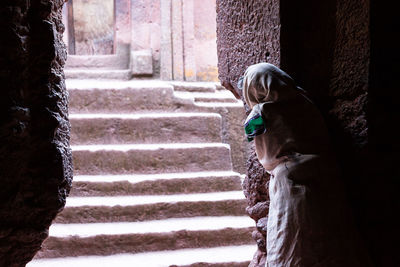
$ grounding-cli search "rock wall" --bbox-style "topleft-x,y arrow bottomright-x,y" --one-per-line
0,1 -> 72,266
193,0 -> 219,81
217,0 -> 399,266
216,1 -> 280,266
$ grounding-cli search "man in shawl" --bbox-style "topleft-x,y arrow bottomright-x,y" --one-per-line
223,63 -> 371,267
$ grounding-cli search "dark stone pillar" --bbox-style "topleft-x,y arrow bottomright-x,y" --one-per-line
0,1 -> 72,266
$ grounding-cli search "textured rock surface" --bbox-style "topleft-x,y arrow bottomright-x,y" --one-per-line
0,1 -> 72,266
217,0 -> 399,266
216,1 -> 280,265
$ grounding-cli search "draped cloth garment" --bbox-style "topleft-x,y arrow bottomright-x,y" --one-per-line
242,63 -> 371,267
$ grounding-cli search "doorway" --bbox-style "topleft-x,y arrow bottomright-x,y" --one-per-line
67,0 -> 115,55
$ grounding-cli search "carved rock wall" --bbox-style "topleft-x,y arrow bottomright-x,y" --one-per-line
0,1 -> 72,266
216,1 -> 280,266
217,0 -> 399,266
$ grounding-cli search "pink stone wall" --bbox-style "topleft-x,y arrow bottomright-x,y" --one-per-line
64,0 -> 218,81
160,0 -> 219,81
193,0 -> 218,81
131,0 -> 161,74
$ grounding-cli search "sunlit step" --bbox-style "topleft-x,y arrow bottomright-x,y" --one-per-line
69,114 -> 222,145
72,143 -> 233,175
49,216 -> 254,238
65,69 -> 131,80
28,245 -> 256,267
70,171 -> 243,197
71,143 -> 230,151
66,191 -> 246,207
73,171 -> 241,184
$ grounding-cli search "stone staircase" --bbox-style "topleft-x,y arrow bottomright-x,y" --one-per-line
27,78 -> 255,267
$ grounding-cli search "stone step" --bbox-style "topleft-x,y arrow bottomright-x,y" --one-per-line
176,262 -> 250,267
34,217 -> 254,258
69,113 -> 222,145
28,245 -> 255,267
72,143 -> 233,175
169,81 -> 218,92
174,91 -> 238,103
65,55 -> 129,70
69,171 -> 242,196
51,216 -> 253,237
65,191 -> 245,208
56,192 -> 246,223
65,69 -> 132,80
56,199 -> 247,224
67,79 -> 193,113
66,79 -> 242,114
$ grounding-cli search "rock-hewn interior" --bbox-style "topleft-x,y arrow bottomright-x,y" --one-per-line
0,1 -> 72,266
0,0 -> 398,266
217,0 -> 399,266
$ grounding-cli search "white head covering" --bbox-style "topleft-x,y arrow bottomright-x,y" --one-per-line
242,63 -> 303,108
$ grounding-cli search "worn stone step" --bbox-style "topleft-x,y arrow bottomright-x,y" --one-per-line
28,245 -> 256,267
67,79 -> 242,114
56,199 -> 247,223
65,55 -> 129,70
57,191 -> 246,223
65,191 -> 245,208
174,91 -> 238,103
175,261 -> 251,267
72,143 -> 233,175
70,171 -> 242,196
69,113 -> 222,145
169,81 -> 218,92
65,69 -> 132,80
34,216 -> 254,258
67,79 -> 193,113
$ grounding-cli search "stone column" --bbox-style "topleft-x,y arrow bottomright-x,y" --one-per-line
115,0 -> 131,56
182,0 -> 197,81
160,0 -> 173,80
171,0 -> 184,80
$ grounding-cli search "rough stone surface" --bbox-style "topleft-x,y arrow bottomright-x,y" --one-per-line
216,1 -> 280,265
72,145 -> 232,175
217,0 -> 399,266
131,0 -> 161,75
130,49 -> 153,75
36,227 -> 253,258
0,1 -> 72,266
216,0 -> 280,94
56,199 -> 247,223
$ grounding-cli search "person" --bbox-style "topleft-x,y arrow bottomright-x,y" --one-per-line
225,63 -> 371,267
